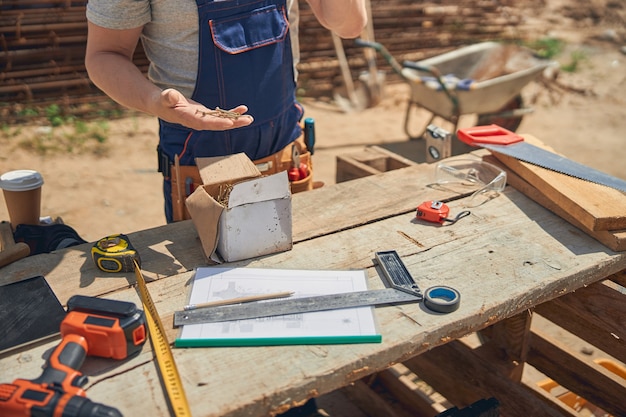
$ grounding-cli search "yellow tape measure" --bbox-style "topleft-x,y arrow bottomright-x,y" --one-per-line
92,234 -> 140,273
133,260 -> 192,417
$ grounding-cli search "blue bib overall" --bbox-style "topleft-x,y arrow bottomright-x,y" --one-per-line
158,0 -> 303,222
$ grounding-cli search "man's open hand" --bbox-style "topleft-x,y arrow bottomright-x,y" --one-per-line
158,88 -> 254,130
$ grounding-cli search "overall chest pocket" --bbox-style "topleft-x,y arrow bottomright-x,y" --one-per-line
210,5 -> 288,54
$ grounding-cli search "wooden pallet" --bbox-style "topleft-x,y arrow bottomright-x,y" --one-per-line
396,273 -> 626,417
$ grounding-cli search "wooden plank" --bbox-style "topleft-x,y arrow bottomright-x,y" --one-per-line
477,310 -> 533,381
3,166 -> 626,319
4,155 -> 626,306
403,340 -> 574,416
0,205 -> 615,415
533,280 -> 626,363
523,380 -> 579,417
611,270 -> 626,288
339,379 -> 409,417
483,154 -> 626,251
292,162 -> 474,240
0,162 -> 471,293
377,365 -> 449,417
527,328 -> 626,416
489,135 -> 626,231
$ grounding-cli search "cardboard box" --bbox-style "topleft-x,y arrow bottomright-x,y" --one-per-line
185,153 -> 292,263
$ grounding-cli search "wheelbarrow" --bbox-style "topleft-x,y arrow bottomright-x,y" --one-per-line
355,40 -> 555,140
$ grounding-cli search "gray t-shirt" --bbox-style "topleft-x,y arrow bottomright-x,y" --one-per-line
86,0 -> 300,99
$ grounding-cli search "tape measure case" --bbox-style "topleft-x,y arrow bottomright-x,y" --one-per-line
91,234 -> 141,273
185,153 -> 293,263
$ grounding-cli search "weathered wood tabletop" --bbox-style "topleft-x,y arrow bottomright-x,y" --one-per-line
1,158 -> 625,417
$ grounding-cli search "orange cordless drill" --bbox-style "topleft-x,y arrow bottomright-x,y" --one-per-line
0,295 -> 147,417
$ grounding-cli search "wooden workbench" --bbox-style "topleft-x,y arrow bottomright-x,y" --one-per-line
1,157 -> 625,417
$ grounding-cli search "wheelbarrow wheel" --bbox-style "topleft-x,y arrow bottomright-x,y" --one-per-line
476,94 -> 524,132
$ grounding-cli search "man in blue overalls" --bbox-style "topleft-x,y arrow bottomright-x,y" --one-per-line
85,0 -> 367,223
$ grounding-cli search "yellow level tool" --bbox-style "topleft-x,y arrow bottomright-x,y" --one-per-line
133,260 -> 192,417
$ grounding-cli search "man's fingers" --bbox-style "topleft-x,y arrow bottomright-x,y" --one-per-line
230,105 -> 249,115
193,105 -> 254,127
199,115 -> 254,130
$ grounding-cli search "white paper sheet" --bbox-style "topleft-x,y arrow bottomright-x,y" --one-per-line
176,267 -> 381,346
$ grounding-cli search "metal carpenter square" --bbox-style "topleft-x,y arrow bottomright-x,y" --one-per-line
173,288 -> 420,326
374,251 -> 423,298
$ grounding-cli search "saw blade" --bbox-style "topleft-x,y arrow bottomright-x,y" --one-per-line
173,288 -> 421,326
484,142 -> 626,193
457,125 -> 626,193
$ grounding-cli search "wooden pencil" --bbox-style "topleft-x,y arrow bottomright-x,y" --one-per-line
183,291 -> 294,311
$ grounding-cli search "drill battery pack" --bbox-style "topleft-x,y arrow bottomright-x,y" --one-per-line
63,295 -> 147,360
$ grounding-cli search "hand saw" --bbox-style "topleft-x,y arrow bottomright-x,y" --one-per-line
173,250 -> 424,327
457,125 -> 626,193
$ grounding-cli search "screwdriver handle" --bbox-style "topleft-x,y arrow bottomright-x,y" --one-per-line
304,118 -> 315,155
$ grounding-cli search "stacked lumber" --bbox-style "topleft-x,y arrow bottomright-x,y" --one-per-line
0,0 -> 149,121
0,0 -> 525,123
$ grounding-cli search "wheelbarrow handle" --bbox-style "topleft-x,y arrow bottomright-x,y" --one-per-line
354,38 -> 379,50
401,60 -> 441,77
355,39 -> 459,115
354,38 -> 404,76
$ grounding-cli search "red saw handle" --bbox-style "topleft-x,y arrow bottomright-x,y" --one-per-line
457,124 -> 525,146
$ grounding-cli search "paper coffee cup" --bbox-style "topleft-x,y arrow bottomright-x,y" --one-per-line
0,170 -> 44,230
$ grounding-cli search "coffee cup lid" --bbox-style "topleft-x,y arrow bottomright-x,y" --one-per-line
0,170 -> 44,191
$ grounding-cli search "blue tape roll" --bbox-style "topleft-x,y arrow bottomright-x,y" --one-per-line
424,286 -> 460,313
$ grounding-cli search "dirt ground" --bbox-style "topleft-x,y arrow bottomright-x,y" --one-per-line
0,1 -> 625,413
1,1 -> 625,243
